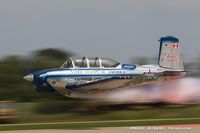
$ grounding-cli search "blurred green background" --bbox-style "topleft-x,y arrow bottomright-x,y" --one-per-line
0,48 -> 200,124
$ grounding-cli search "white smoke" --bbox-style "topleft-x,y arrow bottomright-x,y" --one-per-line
104,77 -> 200,105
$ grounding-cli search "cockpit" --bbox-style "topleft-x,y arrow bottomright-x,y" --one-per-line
61,57 -> 120,68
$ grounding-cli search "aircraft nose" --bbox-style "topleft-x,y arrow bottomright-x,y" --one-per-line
23,74 -> 34,82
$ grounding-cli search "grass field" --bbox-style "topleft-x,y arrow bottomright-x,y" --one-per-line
0,102 -> 199,130
15,102 -> 200,123
0,118 -> 200,131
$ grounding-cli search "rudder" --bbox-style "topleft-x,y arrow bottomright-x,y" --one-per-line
158,36 -> 184,71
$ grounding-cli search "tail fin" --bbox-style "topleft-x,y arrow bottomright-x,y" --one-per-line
158,36 -> 184,71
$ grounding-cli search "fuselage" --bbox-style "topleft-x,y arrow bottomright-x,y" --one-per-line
24,61 -> 183,97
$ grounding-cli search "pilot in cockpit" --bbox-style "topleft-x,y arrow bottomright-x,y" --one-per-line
61,57 -> 120,69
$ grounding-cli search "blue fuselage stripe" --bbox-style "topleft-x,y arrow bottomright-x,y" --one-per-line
45,74 -> 142,78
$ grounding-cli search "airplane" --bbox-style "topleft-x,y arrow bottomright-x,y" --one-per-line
24,36 -> 185,98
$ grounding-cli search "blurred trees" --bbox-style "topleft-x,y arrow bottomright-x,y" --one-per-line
131,57 -> 151,65
0,48 -> 72,102
35,48 -> 71,60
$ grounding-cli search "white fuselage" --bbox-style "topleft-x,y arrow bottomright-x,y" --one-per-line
41,64 -> 165,96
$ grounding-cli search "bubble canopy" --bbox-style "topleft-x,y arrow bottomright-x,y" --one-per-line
61,57 -> 120,68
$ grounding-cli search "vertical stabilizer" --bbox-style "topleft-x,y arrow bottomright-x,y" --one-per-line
158,36 -> 184,71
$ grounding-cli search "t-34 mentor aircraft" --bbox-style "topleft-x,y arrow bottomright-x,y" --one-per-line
24,36 -> 185,98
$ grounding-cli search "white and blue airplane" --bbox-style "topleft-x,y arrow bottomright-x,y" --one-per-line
24,36 -> 185,98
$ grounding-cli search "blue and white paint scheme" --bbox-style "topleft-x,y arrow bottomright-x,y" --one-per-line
24,36 -> 185,98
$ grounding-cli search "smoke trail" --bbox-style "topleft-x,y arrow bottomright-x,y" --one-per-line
104,77 -> 200,105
